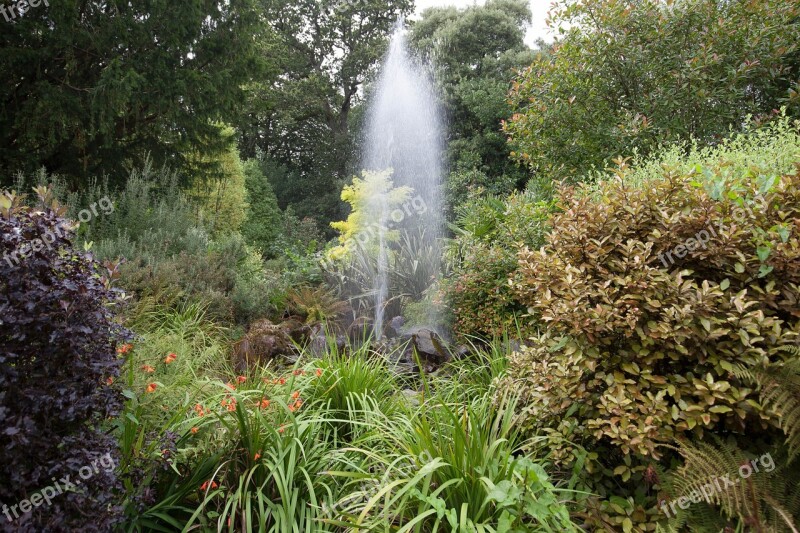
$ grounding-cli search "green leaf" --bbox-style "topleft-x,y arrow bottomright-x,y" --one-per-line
622,517 -> 633,533
486,480 -> 523,508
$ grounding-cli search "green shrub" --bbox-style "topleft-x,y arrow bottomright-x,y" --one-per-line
499,153 -> 800,529
336,392 -> 577,531
505,0 -> 800,184
444,192 -> 550,339
241,159 -> 283,257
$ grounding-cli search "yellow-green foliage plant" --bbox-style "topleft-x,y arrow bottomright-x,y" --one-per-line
328,169 -> 412,262
187,124 -> 249,236
498,153 -> 800,530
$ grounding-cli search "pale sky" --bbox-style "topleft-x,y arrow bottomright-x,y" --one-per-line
413,0 -> 554,47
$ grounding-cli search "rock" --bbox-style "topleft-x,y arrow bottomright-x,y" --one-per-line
232,319 -> 295,371
411,328 -> 449,364
390,316 -> 405,330
279,318 -> 308,343
401,389 -> 421,407
348,316 -> 374,343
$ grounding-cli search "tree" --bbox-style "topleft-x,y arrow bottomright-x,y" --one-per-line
186,126 -> 249,236
238,0 -> 413,229
409,0 -> 537,212
241,159 -> 283,256
505,0 -> 800,187
0,0 -> 267,187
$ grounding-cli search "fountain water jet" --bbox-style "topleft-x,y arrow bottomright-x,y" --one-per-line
361,20 -> 445,339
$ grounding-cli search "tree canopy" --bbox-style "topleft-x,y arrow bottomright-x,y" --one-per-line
0,0 -> 267,186
504,0 -> 800,185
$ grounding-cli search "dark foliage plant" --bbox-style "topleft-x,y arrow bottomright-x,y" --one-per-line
0,188 -> 128,531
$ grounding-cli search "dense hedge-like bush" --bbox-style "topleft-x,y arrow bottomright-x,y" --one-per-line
0,189 -> 127,531
498,158 -> 800,529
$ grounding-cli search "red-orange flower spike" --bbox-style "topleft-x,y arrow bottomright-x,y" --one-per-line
200,480 -> 218,491
141,364 -> 155,374
236,375 -> 247,384
224,382 -> 236,391
146,383 -> 157,393
315,368 -> 323,377
106,377 -> 114,385
254,451 -> 261,460
259,399 -> 270,409
164,352 -> 177,364
191,427 -> 199,434
116,344 -> 133,354
221,397 -> 237,412
291,391 -> 300,400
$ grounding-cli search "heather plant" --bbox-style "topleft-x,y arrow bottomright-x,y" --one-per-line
0,187 -> 128,531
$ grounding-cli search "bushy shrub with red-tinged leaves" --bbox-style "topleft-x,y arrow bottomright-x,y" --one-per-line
0,189 -> 128,531
499,161 -> 800,530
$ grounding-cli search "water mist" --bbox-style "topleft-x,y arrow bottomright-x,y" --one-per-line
360,20 -> 445,339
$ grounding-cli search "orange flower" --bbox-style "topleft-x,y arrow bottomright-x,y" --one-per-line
292,369 -> 306,376
236,375 -> 247,384
200,480 -> 218,491
191,427 -> 199,434
141,364 -> 155,374
272,377 -> 286,386
315,368 -> 323,377
116,344 -> 133,354
259,398 -> 270,409
291,391 -> 300,400
164,352 -> 177,364
254,451 -> 261,461
106,377 -> 114,385
224,382 -> 236,391
278,425 -> 285,433
221,396 -> 237,412
146,383 -> 157,393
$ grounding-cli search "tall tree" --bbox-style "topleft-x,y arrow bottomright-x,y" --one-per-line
0,0 -> 267,187
239,0 -> 413,229
505,0 -> 800,187
409,0 -> 536,211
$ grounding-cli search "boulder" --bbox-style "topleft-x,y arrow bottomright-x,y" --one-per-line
347,316 -> 374,343
233,319 -> 295,371
411,328 -> 449,364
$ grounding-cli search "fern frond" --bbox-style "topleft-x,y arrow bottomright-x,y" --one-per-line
667,439 -> 800,532
733,358 -> 800,458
